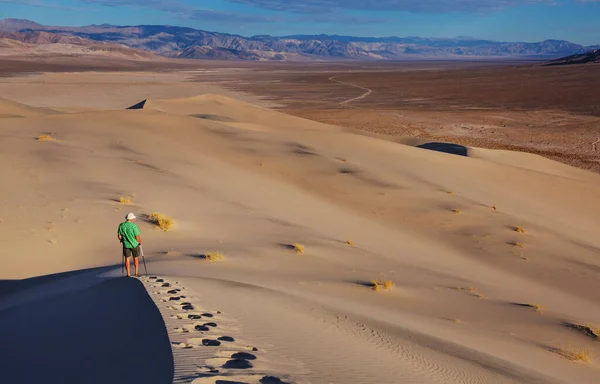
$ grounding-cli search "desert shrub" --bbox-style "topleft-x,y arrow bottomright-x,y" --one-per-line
203,252 -> 223,262
37,134 -> 59,142
150,212 -> 174,231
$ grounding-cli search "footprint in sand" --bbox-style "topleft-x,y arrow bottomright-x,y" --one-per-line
191,375 -> 290,384
231,352 -> 256,361
202,339 -> 222,346
260,377 -> 291,384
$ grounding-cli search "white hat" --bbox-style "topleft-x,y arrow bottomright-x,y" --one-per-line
126,213 -> 136,220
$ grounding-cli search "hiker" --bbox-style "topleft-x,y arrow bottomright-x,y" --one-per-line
118,212 -> 142,277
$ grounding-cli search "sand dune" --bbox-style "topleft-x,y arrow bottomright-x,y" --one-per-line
0,97 -> 59,117
1,86 -> 600,383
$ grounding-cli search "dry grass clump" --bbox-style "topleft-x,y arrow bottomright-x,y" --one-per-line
293,243 -> 305,254
371,279 -> 394,292
203,252 -> 223,262
149,212 -> 174,231
552,344 -> 592,363
513,242 -> 524,248
518,303 -> 543,312
346,240 -> 354,246
36,134 -> 59,142
119,196 -> 133,205
456,286 -> 485,298
514,226 -> 526,233
452,209 -> 461,214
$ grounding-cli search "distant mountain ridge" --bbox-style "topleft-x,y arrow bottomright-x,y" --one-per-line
0,18 -> 597,61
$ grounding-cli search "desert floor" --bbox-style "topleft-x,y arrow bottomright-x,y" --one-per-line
1,63 -> 600,384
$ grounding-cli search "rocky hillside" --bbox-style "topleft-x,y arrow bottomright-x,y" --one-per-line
0,18 -> 596,61
549,49 -> 600,65
0,29 -> 157,60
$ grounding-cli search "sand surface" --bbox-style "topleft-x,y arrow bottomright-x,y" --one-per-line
1,71 -> 600,384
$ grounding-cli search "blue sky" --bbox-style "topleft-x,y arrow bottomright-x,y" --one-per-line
1,0 -> 599,45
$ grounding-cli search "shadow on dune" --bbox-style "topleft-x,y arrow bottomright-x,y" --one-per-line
0,270 -> 174,384
417,142 -> 469,157
191,114 -> 234,122
127,99 -> 147,110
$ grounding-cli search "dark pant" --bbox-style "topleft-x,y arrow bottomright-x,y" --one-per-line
123,245 -> 141,258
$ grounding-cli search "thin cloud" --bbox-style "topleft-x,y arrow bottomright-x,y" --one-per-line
0,0 -> 80,10
79,0 -> 274,22
230,0 -> 555,13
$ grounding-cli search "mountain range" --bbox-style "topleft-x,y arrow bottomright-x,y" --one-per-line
1,18 -> 598,61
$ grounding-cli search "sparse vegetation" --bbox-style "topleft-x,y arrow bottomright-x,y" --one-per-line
552,344 -> 591,363
513,242 -> 524,248
293,243 -> 305,254
203,252 -> 223,262
149,212 -> 174,231
371,279 -> 394,292
514,226 -> 526,233
346,240 -> 354,246
457,286 -> 485,298
453,209 -> 461,214
519,303 -> 543,312
119,196 -> 133,205
36,134 -> 59,142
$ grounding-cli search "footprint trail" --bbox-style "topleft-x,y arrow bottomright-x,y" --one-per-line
138,276 -> 295,384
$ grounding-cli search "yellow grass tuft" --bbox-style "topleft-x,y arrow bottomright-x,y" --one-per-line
553,344 -> 591,363
514,226 -> 526,233
371,279 -> 394,292
36,134 -> 59,142
346,240 -> 354,246
293,243 -> 304,254
514,242 -> 524,248
203,252 -> 223,262
119,196 -> 133,205
525,303 -> 543,312
457,286 -> 485,298
149,212 -> 174,231
453,209 -> 461,214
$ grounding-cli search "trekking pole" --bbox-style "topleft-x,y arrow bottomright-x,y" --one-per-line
140,245 -> 148,276
121,254 -> 124,277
